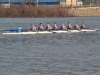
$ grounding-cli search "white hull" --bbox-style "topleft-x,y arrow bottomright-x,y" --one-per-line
81,29 -> 98,32
2,29 -> 98,35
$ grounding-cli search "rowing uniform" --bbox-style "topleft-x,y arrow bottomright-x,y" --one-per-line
67,26 -> 72,30
30,28 -> 33,31
38,26 -> 44,31
74,26 -> 80,30
45,26 -> 49,31
17,27 -> 21,32
80,26 -> 85,29
30,26 -> 35,31
53,26 -> 58,30
45,26 -> 52,31
74,26 -> 77,30
60,26 -> 66,30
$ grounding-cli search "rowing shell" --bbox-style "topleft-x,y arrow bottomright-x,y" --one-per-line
2,29 -> 98,35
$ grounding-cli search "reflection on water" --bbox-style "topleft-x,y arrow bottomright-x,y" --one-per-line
0,18 -> 100,75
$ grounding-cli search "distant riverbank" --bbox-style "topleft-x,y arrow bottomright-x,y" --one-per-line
0,4 -> 71,18
0,3 -> 100,17
69,7 -> 100,17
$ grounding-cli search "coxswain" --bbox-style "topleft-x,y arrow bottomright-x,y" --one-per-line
80,22 -> 86,29
17,25 -> 22,32
60,23 -> 67,30
38,23 -> 44,31
67,22 -> 73,30
45,23 -> 52,31
30,24 -> 37,32
74,22 -> 80,30
53,23 -> 59,30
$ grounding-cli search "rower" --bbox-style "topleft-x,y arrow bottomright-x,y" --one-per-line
80,22 -> 86,29
38,23 -> 44,31
67,22 -> 73,30
60,23 -> 67,30
74,22 -> 80,30
30,24 -> 37,32
53,23 -> 59,30
17,25 -> 22,32
45,23 -> 52,31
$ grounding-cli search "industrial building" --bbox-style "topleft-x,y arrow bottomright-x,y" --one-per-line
82,0 -> 92,5
0,0 -> 100,6
82,0 -> 99,6
0,0 -> 59,5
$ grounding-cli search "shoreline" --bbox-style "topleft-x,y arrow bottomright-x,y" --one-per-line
0,16 -> 100,18
0,4 -> 100,17
68,7 -> 100,17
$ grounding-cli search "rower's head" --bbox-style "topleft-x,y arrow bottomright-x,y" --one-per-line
76,22 -> 78,25
54,23 -> 57,26
68,22 -> 70,25
82,22 -> 84,26
40,23 -> 42,26
62,22 -> 64,26
68,22 -> 70,24
31,24 -> 34,27
47,22 -> 50,26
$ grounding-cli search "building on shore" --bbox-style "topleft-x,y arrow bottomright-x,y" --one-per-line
1,0 -> 99,7
60,0 -> 83,7
25,0 -> 59,6
0,0 -> 24,5
82,0 -> 100,6
82,0 -> 92,6
0,0 -> 59,6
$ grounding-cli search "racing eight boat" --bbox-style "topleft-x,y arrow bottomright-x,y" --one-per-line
2,29 -> 98,35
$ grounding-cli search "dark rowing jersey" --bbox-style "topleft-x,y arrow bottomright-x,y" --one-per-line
45,26 -> 49,31
30,28 -> 34,31
30,26 -> 36,31
80,26 -> 84,29
38,27 -> 43,31
74,26 -> 78,30
67,26 -> 71,30
60,26 -> 65,30
53,26 -> 58,30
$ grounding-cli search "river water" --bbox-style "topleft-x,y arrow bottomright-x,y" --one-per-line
0,17 -> 100,75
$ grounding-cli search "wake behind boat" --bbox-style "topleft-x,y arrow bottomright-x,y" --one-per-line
2,29 -> 98,35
